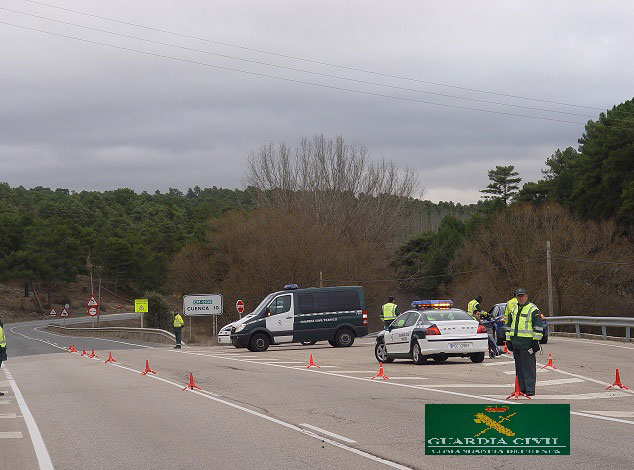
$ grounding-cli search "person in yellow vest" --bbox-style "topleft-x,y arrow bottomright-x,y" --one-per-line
0,319 -> 6,396
504,290 -> 518,325
505,288 -> 543,396
173,311 -> 185,349
467,296 -> 483,321
381,297 -> 399,330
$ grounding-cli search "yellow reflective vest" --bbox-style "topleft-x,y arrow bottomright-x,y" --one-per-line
504,297 -> 518,324
174,314 -> 184,328
381,303 -> 398,321
0,326 -> 5,348
467,299 -> 480,319
506,302 -> 543,346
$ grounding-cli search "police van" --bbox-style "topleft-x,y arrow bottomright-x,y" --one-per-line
230,285 -> 367,352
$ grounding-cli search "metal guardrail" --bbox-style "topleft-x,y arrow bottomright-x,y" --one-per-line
547,316 -> 634,342
47,324 -> 184,346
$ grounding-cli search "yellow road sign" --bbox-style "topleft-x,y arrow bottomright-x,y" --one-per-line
135,299 -> 149,313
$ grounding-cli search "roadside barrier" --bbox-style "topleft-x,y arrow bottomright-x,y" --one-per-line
141,360 -> 156,376
506,377 -> 530,400
182,373 -> 202,391
606,369 -> 629,390
47,324 -> 182,346
306,354 -> 320,368
371,362 -> 389,380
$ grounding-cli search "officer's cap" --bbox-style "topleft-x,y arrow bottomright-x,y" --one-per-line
515,288 -> 528,296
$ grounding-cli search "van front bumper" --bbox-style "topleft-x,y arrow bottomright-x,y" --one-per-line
230,334 -> 250,348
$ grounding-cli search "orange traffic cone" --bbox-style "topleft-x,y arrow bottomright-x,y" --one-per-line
68,343 -> 76,353
182,372 -> 202,390
503,342 -> 512,355
371,362 -> 389,380
81,348 -> 88,356
141,360 -> 156,376
104,352 -> 117,364
88,348 -> 99,359
306,354 -> 320,369
506,377 -> 530,400
606,369 -> 629,390
540,353 -> 557,369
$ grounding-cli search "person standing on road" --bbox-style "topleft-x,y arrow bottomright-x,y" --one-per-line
0,319 -> 7,396
467,296 -> 483,321
504,290 -> 518,325
505,288 -> 543,396
380,297 -> 399,330
173,311 -> 185,349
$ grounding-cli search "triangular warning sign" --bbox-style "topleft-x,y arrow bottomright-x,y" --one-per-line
60,307 -> 69,317
49,308 -> 57,316
87,294 -> 100,307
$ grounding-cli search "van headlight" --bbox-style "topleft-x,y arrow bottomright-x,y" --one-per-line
235,324 -> 246,332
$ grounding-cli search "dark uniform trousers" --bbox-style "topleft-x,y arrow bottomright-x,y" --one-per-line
174,327 -> 182,346
513,348 -> 537,395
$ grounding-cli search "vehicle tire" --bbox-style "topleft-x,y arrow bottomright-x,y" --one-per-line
334,328 -> 355,347
301,341 -> 317,346
432,354 -> 448,362
470,352 -> 485,363
328,339 -> 337,347
411,342 -> 426,365
249,333 -> 270,352
375,342 -> 393,363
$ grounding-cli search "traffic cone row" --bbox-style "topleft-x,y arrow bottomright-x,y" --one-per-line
540,353 -> 557,369
141,360 -> 156,376
104,352 -> 117,364
506,377 -> 530,400
306,354 -> 320,368
182,372 -> 202,391
606,369 -> 629,390
371,362 -> 389,380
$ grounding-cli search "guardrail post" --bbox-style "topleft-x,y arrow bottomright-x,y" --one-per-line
627,327 -> 631,343
601,326 -> 607,340
575,324 -> 580,338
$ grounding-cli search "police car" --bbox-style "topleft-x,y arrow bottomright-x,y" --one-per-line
374,300 -> 489,364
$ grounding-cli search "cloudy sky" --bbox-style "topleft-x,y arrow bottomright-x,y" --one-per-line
1,1 -> 633,203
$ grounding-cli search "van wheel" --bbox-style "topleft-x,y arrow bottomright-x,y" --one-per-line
470,352 -> 485,363
249,333 -> 270,352
411,342 -> 426,365
334,329 -> 354,347
328,339 -> 337,347
301,341 -> 317,346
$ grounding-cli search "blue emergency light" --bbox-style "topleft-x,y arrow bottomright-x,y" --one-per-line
284,284 -> 299,290
411,300 -> 453,310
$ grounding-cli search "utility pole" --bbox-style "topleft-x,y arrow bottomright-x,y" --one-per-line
319,271 -> 323,288
546,241 -> 553,317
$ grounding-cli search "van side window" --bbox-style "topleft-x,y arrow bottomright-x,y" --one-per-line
313,290 -> 360,313
269,295 -> 291,315
298,294 -> 314,314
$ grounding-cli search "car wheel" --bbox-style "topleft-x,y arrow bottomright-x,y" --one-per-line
432,354 -> 448,362
328,339 -> 337,347
411,342 -> 426,365
375,342 -> 393,363
301,341 -> 317,346
249,333 -> 270,352
334,328 -> 355,347
470,352 -> 485,363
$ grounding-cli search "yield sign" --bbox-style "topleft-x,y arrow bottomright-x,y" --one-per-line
87,294 -> 99,307
49,308 -> 57,316
60,307 -> 70,317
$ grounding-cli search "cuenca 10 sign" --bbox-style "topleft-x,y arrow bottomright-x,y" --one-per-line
182,294 -> 223,316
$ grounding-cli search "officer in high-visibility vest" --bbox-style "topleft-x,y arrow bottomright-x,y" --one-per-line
504,290 -> 518,325
505,288 -> 543,396
467,296 -> 483,321
173,311 -> 185,349
380,297 -> 399,330
0,318 -> 7,396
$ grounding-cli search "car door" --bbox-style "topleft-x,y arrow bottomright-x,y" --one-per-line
385,312 -> 411,354
265,294 -> 294,343
394,312 -> 421,354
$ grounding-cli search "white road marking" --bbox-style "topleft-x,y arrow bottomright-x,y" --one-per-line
484,361 -> 516,367
0,400 -> 12,405
423,378 -> 584,388
2,367 -> 54,470
552,337 -> 634,351
331,371 -> 378,373
579,411 -> 634,418
299,423 -> 357,444
380,377 -> 428,380
536,361 -> 634,396
504,369 -> 552,375
0,432 -> 23,438
485,391 -> 630,400
260,361 -> 304,364
0,413 -> 18,418
291,365 -> 338,368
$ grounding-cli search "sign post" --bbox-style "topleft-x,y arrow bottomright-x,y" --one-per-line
135,299 -> 149,329
49,308 -> 57,325
87,294 -> 99,328
60,305 -> 70,327
182,294 -> 223,345
236,299 -> 244,319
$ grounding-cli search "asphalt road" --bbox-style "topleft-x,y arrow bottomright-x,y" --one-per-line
1,318 -> 633,469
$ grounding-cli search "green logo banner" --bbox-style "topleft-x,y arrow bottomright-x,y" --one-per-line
425,404 -> 570,455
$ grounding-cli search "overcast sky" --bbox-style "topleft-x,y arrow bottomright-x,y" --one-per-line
1,1 -> 633,203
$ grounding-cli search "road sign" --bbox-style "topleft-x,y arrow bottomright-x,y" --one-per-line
236,299 -> 244,314
88,306 -> 98,316
87,294 -> 99,307
60,307 -> 70,317
183,294 -> 223,316
135,299 -> 149,314
49,308 -> 57,317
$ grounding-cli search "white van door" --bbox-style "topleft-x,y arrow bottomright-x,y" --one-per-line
266,294 -> 294,343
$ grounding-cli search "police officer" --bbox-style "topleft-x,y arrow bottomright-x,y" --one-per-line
173,311 -> 185,349
467,296 -> 483,321
504,290 -> 518,325
505,288 -> 543,396
380,297 -> 399,330
0,319 -> 6,396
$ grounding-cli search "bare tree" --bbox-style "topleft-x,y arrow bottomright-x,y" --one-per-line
246,135 -> 421,246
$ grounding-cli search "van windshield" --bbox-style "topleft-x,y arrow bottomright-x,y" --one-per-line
250,293 -> 276,317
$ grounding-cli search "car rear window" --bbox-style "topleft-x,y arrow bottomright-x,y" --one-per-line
421,309 -> 472,322
298,290 -> 360,314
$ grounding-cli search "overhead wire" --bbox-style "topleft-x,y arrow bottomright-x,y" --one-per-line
4,20 -> 634,131
15,0 -> 634,117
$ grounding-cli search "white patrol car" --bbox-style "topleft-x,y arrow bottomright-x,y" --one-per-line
375,300 -> 488,364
